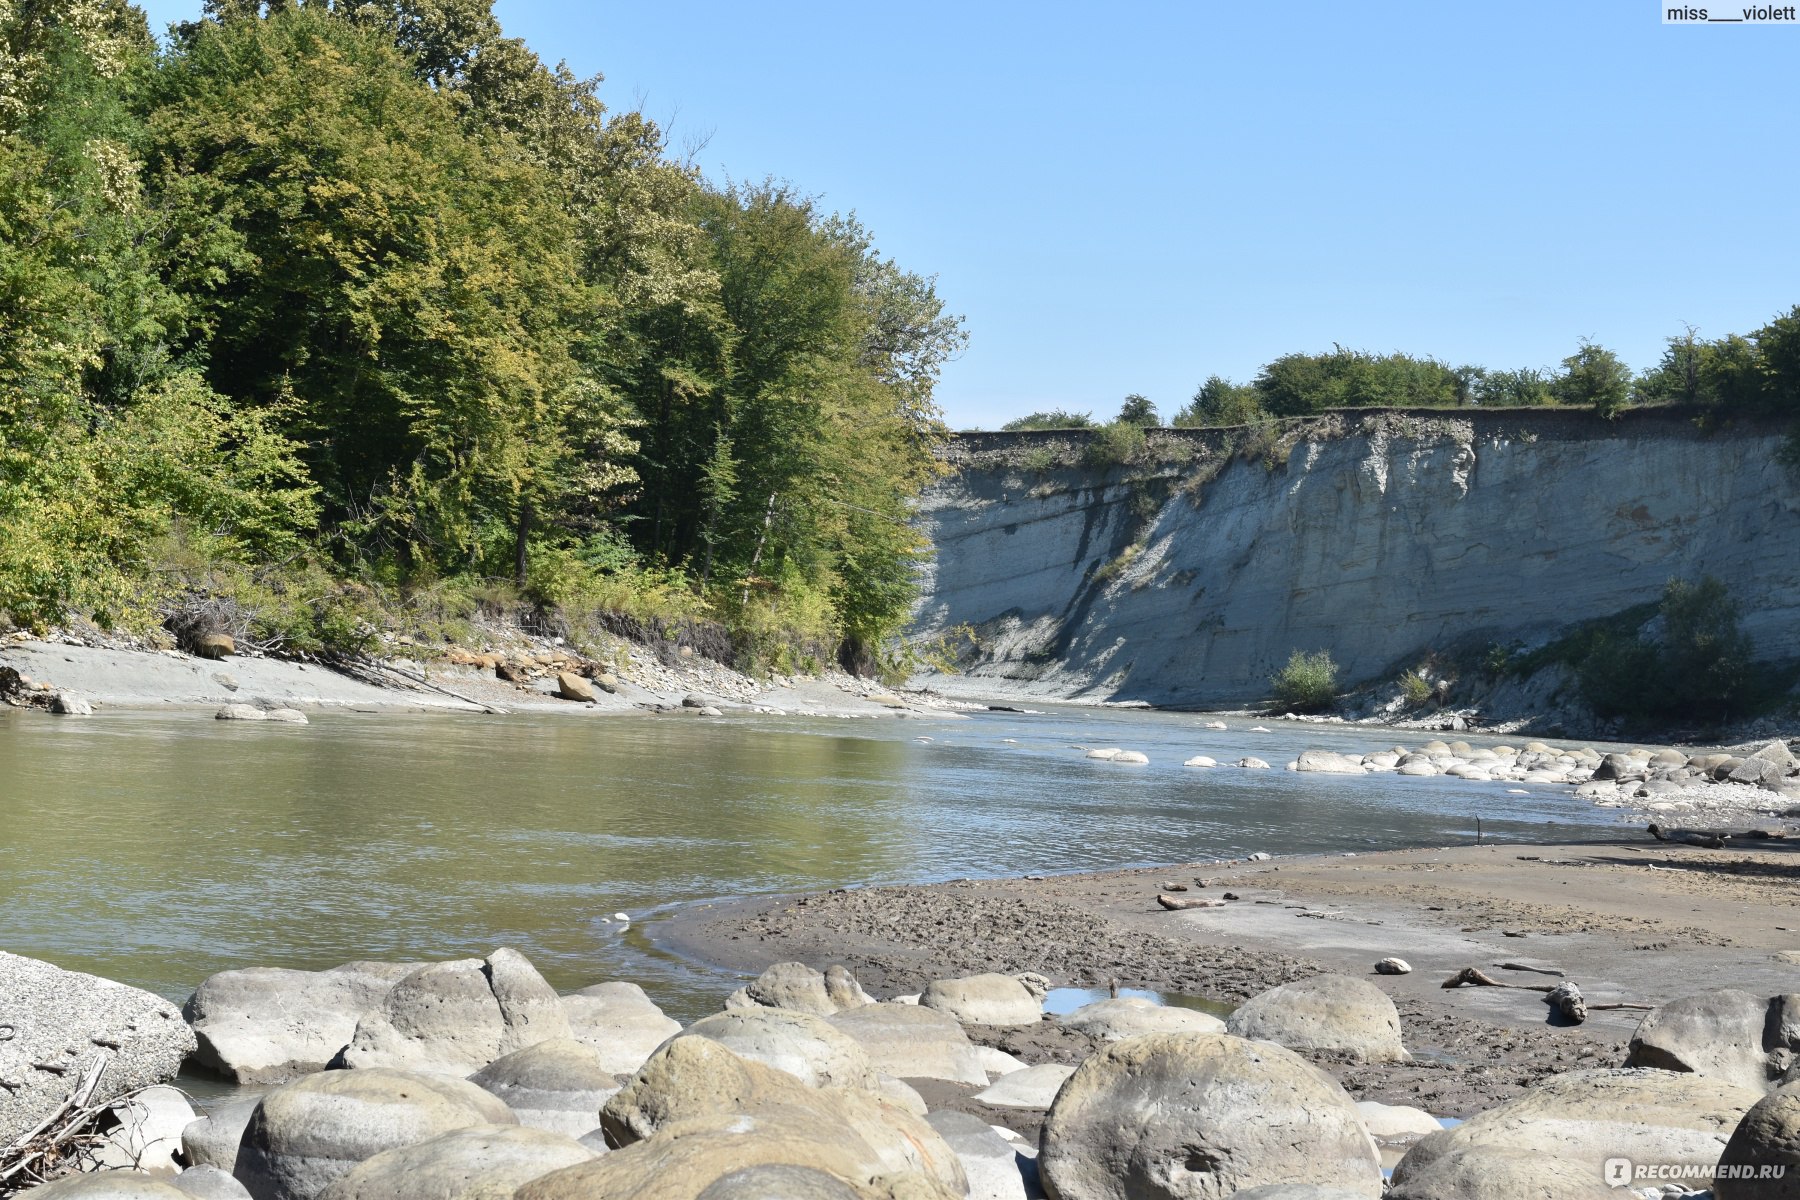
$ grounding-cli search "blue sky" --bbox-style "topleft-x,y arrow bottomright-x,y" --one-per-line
135,0 -> 1799,429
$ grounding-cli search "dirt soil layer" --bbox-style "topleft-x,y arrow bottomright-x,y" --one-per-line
662,840 -> 1800,1117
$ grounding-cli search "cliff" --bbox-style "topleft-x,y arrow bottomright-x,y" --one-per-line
909,409 -> 1800,709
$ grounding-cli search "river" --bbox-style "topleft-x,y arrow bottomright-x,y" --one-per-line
0,704 -> 1630,1020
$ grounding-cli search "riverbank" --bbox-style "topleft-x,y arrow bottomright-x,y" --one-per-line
0,630 -> 964,720
662,838 -> 1800,1119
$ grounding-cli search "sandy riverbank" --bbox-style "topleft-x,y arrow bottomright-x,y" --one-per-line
662,837 -> 1800,1121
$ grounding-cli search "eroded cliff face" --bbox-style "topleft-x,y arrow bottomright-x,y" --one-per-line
910,411 -> 1800,706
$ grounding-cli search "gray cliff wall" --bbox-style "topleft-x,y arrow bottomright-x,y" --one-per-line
909,410 -> 1800,706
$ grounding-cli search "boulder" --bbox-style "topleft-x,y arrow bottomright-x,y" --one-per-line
826,1003 -> 989,1086
1056,997 -> 1226,1041
1626,990 -> 1800,1093
1391,1067 -> 1760,1185
518,1114 -> 957,1199
469,1038 -> 620,1138
26,1178 -> 191,1198
730,962 -> 838,1016
591,673 -> 620,694
337,948 -> 571,1076
555,673 -> 596,702
561,981 -> 683,1077
194,633 -> 235,660
1225,974 -> 1409,1063
825,966 -> 875,1012
1295,750 -> 1365,775
215,703 -> 266,721
1110,751 -> 1149,765
671,1008 -> 879,1090
184,962 -> 417,1084
0,951 -> 195,1147
925,1111 -> 1031,1200
315,1124 -> 596,1200
181,1094 -> 263,1172
1715,1079 -> 1800,1199
1184,756 -> 1218,768
50,690 -> 93,715
1372,958 -> 1412,976
598,1037 -> 965,1195
263,709 -> 308,725
234,1067 -> 516,1200
1593,752 -> 1646,781
919,974 -> 1042,1027
1388,1145 -> 1615,1200
1396,762 -> 1438,777
1228,1189 -> 1374,1200
1037,1033 -> 1382,1199
1237,757 -> 1271,769
96,1084 -> 197,1173
171,1167 -> 254,1199
1084,748 -> 1121,760
971,1062 -> 1076,1109
975,1046 -> 1028,1079
874,1075 -> 928,1116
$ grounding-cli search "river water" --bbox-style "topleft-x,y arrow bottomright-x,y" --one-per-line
0,704 -> 1630,1020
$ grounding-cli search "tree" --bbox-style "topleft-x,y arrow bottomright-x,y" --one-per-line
1116,393 -> 1158,426
1173,376 -> 1263,426
1553,339 -> 1633,417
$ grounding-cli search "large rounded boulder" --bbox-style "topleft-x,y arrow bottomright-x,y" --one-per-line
1714,1079 -> 1800,1200
919,974 -> 1042,1027
825,1003 -> 990,1086
233,1067 -> 516,1200
315,1124 -> 596,1200
469,1037 -> 621,1137
671,1008 -> 880,1090
600,1036 -> 965,1195
1386,1145 -> 1615,1200
1391,1067 -> 1761,1187
1626,990 -> 1798,1093
1058,997 -> 1226,1042
184,962 -> 416,1084
518,1113 -> 958,1200
1224,975 -> 1409,1063
560,981 -> 683,1077
337,949 -> 570,1077
1036,1032 -> 1382,1199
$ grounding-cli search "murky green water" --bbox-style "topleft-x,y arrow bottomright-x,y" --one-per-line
0,704 -> 1628,1019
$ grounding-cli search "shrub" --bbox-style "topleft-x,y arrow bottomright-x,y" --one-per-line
1083,420 -> 1147,468
1578,576 -> 1770,724
1271,649 -> 1339,712
1399,670 -> 1432,707
1002,409 -> 1094,431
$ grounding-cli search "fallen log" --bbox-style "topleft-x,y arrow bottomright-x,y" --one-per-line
1158,894 -> 1227,911
1646,823 -> 1726,848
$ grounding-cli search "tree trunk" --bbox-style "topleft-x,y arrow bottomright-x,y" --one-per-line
513,499 -> 533,589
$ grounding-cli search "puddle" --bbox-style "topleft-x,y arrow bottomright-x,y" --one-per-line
1042,986 -> 1234,1020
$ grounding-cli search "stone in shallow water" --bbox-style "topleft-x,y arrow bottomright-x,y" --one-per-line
185,961 -> 417,1084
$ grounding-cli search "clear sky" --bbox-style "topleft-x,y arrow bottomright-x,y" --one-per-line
133,0 -> 1800,430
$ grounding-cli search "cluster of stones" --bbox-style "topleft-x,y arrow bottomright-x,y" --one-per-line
10,949 -> 1800,1199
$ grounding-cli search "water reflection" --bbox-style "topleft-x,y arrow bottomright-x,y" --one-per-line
0,704 -> 1628,1018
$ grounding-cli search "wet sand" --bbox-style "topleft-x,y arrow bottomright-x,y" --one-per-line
663,837 -> 1800,1119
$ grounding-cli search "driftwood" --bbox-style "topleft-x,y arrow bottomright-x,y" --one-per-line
0,1053 -> 113,1194
1158,893 -> 1227,911
1440,967 -> 1654,1024
344,658 -> 510,716
1648,822 -> 1789,846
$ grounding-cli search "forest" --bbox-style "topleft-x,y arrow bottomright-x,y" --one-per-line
0,0 -> 966,670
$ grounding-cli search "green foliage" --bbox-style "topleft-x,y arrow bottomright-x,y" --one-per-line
1082,420 -> 1146,468
1270,649 -> 1338,713
1002,408 -> 1094,430
1577,577 -> 1782,725
0,0 -> 961,668
1554,340 -> 1633,417
1174,376 -> 1265,426
1115,393 -> 1158,426
1255,347 -> 1461,416
1399,670 -> 1432,707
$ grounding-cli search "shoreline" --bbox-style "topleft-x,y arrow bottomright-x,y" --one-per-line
658,837 -> 1800,1118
